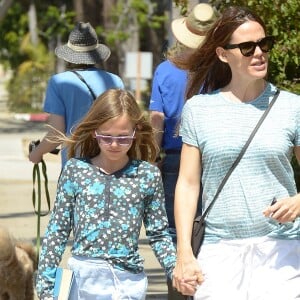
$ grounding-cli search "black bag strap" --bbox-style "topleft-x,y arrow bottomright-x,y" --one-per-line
201,89 -> 280,221
71,70 -> 97,100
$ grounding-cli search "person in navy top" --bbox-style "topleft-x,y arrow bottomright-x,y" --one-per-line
149,4 -> 218,298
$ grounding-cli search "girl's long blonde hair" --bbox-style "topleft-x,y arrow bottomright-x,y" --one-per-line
61,89 -> 158,162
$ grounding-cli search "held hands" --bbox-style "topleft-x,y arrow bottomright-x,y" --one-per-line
172,255 -> 204,296
263,195 -> 300,223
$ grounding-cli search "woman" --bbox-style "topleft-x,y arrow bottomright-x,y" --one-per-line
171,6 -> 300,300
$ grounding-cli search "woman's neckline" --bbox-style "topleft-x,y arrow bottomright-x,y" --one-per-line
220,81 -> 268,104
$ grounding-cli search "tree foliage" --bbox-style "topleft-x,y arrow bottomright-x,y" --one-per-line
7,32 -> 53,112
1,0 -> 168,112
98,1 -> 166,53
173,0 -> 189,15
0,0 -> 299,112
0,1 -> 75,112
0,3 -> 28,70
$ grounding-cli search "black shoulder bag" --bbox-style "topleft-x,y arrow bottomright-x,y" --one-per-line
191,89 -> 280,257
71,70 -> 97,100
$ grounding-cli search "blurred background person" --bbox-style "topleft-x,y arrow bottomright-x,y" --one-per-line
148,3 -> 218,299
29,22 -> 124,168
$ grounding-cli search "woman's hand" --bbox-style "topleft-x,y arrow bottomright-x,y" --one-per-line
263,195 -> 300,223
172,255 -> 204,295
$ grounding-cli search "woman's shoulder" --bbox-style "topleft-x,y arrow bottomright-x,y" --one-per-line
268,82 -> 297,98
268,84 -> 300,110
278,89 -> 300,101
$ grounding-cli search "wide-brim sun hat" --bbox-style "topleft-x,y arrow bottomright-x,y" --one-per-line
55,22 -> 111,64
171,3 -> 218,49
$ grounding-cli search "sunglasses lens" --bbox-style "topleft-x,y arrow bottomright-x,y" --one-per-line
225,36 -> 274,57
259,37 -> 274,53
98,136 -> 113,145
240,42 -> 256,57
118,138 -> 133,146
95,129 -> 136,146
240,37 -> 274,56
96,136 -> 133,146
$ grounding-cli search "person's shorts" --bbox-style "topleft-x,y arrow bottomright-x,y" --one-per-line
67,255 -> 147,300
195,237 -> 300,300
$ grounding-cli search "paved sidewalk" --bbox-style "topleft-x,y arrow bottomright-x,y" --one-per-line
0,113 -> 168,299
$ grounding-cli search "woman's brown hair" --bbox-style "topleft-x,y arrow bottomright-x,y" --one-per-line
170,6 -> 267,98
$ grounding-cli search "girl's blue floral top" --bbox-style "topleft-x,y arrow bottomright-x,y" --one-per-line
36,158 -> 176,298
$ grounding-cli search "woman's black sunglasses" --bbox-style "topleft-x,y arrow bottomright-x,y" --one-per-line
224,36 -> 275,57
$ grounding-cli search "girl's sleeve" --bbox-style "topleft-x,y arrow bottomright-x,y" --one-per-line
143,165 -> 176,279
36,161 -> 75,299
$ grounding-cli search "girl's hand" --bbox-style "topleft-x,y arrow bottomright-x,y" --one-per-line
172,255 -> 204,295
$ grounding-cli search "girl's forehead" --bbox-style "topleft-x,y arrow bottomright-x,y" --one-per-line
98,115 -> 134,131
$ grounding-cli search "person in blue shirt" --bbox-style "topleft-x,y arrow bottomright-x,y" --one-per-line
149,4 -> 218,298
36,89 -> 197,299
29,22 -> 124,168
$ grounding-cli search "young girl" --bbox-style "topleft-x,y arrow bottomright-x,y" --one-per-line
36,89 -> 177,299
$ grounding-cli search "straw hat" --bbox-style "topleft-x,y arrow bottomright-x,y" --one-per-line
55,22 -> 111,64
171,3 -> 218,49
